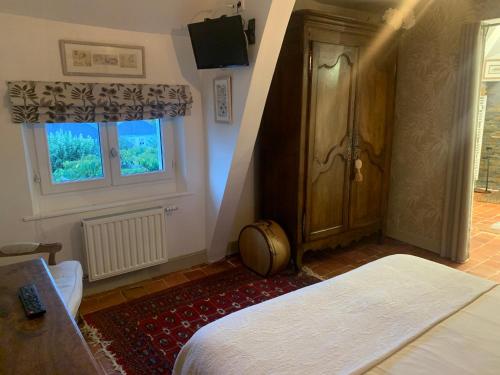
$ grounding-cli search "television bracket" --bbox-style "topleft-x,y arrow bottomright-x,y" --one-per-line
245,18 -> 255,45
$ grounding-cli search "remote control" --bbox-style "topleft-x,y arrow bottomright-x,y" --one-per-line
18,284 -> 46,319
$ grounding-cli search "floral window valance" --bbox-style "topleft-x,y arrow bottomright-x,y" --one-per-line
7,81 -> 193,124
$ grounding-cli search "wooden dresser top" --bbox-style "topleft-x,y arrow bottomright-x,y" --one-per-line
0,259 -> 102,375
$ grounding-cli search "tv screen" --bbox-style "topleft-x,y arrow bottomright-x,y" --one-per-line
188,15 -> 249,70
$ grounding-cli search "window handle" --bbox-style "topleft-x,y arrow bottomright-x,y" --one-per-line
110,147 -> 119,158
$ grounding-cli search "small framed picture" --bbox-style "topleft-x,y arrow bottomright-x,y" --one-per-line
59,40 -> 145,78
483,59 -> 500,81
214,76 -> 232,123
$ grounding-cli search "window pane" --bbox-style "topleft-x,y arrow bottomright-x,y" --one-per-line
117,119 -> 164,176
45,123 -> 104,184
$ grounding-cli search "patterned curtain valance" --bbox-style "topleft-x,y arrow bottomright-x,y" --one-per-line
7,81 -> 193,124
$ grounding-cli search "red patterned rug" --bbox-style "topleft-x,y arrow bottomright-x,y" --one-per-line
82,267 -> 319,374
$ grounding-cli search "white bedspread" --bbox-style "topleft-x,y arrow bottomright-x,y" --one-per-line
367,284 -> 500,375
173,255 -> 495,375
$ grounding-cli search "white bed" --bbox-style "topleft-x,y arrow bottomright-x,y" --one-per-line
173,255 -> 499,375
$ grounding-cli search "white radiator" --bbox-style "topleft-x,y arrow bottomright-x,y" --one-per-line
82,207 -> 168,281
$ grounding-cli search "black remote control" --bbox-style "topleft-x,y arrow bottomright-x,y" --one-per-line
18,284 -> 46,319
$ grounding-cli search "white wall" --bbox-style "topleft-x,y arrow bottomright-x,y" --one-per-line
203,1 -> 271,255
204,0 -> 296,261
0,14 -> 206,275
0,1 -> 299,286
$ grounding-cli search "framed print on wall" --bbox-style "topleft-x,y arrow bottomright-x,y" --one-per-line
59,40 -> 145,78
483,59 -> 500,81
214,76 -> 232,123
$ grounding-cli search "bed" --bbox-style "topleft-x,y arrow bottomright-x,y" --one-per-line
173,254 -> 500,374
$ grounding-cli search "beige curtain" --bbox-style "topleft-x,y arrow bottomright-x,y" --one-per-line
441,23 -> 483,263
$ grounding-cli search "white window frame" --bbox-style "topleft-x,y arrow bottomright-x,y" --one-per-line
33,123 -> 112,194
33,119 -> 175,195
107,119 -> 175,186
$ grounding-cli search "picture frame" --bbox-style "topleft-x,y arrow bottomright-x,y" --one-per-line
483,59 -> 500,81
59,40 -> 145,78
214,76 -> 232,123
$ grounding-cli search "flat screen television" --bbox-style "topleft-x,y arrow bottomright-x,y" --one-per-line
188,15 -> 249,69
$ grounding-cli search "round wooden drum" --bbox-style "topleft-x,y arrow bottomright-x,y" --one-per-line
238,220 -> 291,277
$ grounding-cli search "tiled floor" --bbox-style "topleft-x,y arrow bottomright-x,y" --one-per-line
79,258 -> 241,316
468,193 -> 500,277
81,205 -> 500,374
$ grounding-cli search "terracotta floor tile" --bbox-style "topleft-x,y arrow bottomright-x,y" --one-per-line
121,285 -> 148,300
162,272 -> 190,288
143,279 -> 168,294
471,232 -> 496,243
80,291 -> 126,315
183,269 -> 206,281
227,256 -> 243,267
482,259 -> 500,269
99,290 -> 127,306
467,263 -> 499,278
324,265 -> 356,279
337,249 -> 371,264
451,258 -> 484,271
80,298 -> 103,315
489,273 -> 500,283
202,261 -> 234,275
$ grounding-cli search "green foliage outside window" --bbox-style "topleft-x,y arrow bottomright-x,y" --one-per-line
47,128 -> 162,183
48,129 -> 103,183
118,135 -> 162,176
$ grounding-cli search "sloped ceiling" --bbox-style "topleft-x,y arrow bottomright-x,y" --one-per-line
0,0 -> 220,34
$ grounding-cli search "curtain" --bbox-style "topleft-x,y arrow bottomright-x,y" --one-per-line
440,23 -> 482,263
7,81 -> 193,124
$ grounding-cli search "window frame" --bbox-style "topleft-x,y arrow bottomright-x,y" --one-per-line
107,119 -> 175,186
32,119 -> 175,195
33,122 -> 112,194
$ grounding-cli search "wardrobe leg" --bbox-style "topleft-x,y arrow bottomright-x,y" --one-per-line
294,248 -> 304,272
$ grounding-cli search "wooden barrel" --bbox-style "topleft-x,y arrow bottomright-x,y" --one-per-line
238,220 -> 291,277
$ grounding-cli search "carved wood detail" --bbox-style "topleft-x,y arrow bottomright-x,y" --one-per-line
312,135 -> 350,183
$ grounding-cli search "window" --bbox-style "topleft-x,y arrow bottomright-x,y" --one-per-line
33,119 -> 174,194
45,122 -> 105,184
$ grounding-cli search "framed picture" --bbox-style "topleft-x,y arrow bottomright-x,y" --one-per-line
59,40 -> 145,78
214,76 -> 232,123
483,59 -> 500,81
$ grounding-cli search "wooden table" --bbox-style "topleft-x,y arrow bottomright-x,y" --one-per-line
0,259 -> 103,374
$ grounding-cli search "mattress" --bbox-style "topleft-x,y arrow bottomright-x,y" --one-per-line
173,255 -> 497,375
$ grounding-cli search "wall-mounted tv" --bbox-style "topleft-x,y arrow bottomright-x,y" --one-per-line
188,15 -> 249,70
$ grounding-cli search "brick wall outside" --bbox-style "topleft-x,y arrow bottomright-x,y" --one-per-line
476,81 -> 500,191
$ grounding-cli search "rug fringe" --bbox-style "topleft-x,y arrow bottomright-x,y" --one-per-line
81,320 -> 127,375
301,266 -> 326,280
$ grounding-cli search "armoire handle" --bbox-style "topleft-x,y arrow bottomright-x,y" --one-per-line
354,158 -> 363,182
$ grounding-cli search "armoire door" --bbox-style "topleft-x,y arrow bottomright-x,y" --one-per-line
304,38 -> 358,241
349,47 -> 397,229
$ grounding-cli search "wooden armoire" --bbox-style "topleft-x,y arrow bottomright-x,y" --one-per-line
259,10 -> 398,268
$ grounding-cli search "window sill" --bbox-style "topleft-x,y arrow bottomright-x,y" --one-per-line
23,191 -> 194,222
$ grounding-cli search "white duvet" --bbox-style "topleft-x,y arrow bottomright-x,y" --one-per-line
173,255 -> 496,375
